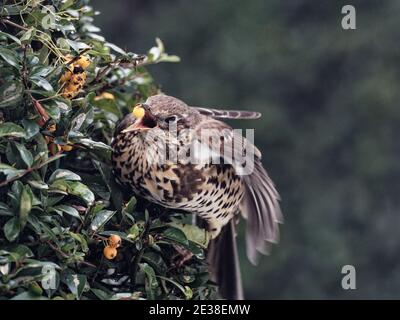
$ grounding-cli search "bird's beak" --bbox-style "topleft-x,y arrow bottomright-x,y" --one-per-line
122,104 -> 158,133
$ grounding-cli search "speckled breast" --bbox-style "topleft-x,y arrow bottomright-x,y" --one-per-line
111,131 -> 244,222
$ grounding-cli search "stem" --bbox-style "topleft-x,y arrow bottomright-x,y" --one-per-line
0,19 -> 29,31
0,153 -> 64,187
46,241 -> 96,268
129,220 -> 151,288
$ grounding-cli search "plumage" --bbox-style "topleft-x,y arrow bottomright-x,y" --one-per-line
111,94 -> 282,299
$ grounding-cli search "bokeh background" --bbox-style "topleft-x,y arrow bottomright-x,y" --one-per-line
92,0 -> 400,299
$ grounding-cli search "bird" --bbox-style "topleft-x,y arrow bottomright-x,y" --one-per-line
111,94 -> 282,299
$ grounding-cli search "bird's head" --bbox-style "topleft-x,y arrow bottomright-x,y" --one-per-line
118,94 -> 201,135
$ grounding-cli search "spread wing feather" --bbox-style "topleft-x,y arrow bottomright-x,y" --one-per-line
193,117 -> 282,265
192,106 -> 261,120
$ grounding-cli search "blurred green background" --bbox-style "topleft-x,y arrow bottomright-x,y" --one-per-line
92,0 -> 400,299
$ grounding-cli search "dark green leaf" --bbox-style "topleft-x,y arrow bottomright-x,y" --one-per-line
22,119 -> 40,139
53,205 -> 81,220
15,142 -> 34,167
62,272 -> 87,299
0,163 -> 24,180
162,227 -> 189,247
0,47 -> 20,68
30,76 -> 54,91
0,31 -> 21,45
4,217 -> 20,242
19,186 -> 33,229
20,28 -> 35,43
11,292 -> 49,300
49,169 -> 81,183
90,210 -> 115,232
0,82 -> 23,108
0,123 -> 26,138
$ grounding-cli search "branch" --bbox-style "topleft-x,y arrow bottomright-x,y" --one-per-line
0,153 -> 64,187
129,220 -> 151,288
0,19 -> 29,31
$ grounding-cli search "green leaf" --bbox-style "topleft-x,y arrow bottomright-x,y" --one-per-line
91,97 -> 121,116
4,217 -> 20,242
50,180 -> 95,205
0,47 -> 20,68
168,222 -> 210,248
27,179 -> 49,190
0,82 -> 23,108
20,28 -> 35,43
30,75 -> 54,91
0,31 -> 21,45
0,163 -> 24,180
53,205 -> 81,220
19,186 -> 33,229
142,250 -> 168,275
62,273 -> 87,299
22,119 -> 40,139
157,275 -> 188,298
11,292 -> 49,300
162,227 -> 189,247
66,181 -> 95,205
0,123 -> 26,138
0,202 -> 12,216
8,244 -> 34,260
76,138 -> 112,153
91,288 -> 111,300
140,263 -> 158,300
66,39 -> 90,52
15,142 -> 34,167
90,210 -> 115,232
104,42 -> 126,55
49,169 -> 81,183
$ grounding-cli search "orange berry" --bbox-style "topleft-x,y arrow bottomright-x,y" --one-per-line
75,55 -> 91,69
61,144 -> 73,152
59,69 -> 73,83
132,105 -> 145,119
103,246 -> 117,260
108,234 -> 122,248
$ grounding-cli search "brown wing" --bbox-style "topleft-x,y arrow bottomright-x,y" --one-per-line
191,106 -> 261,120
193,118 -> 282,265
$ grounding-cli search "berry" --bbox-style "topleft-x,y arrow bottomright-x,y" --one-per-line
61,144 -> 73,152
133,105 -> 145,119
103,246 -> 117,260
108,234 -> 122,248
75,55 -> 91,69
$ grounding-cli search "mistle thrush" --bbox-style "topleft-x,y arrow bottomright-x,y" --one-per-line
112,94 -> 282,299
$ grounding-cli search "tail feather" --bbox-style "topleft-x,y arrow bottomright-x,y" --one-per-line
207,219 -> 243,300
241,160 -> 282,265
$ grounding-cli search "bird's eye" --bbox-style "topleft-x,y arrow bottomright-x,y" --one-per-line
164,115 -> 178,123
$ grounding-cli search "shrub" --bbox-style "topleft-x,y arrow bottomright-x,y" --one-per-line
0,0 -> 217,300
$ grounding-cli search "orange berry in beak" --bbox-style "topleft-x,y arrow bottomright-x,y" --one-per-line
132,105 -> 145,119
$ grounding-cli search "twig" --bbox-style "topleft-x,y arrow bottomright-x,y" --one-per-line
46,241 -> 96,268
0,18 -> 29,31
0,153 -> 64,187
129,220 -> 151,288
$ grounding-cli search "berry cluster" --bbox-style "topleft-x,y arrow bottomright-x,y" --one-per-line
103,234 -> 122,260
60,55 -> 91,99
